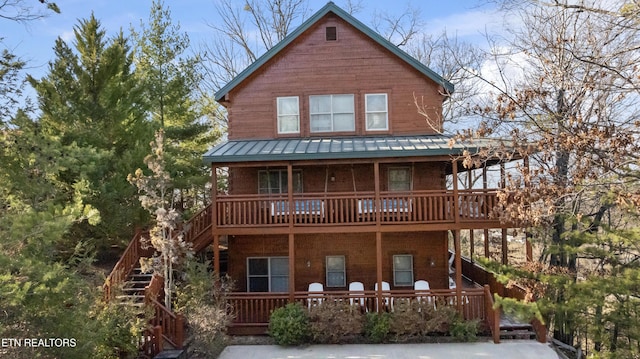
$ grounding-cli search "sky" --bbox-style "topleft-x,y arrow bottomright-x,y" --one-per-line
0,0 -> 503,84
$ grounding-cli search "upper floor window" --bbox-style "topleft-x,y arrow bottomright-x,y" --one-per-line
277,96 -> 300,134
388,167 -> 411,191
310,94 -> 355,133
259,169 -> 303,194
365,93 -> 388,131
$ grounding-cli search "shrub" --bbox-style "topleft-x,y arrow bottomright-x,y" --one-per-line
174,260 -> 234,358
364,312 -> 391,343
389,299 -> 458,339
268,303 -> 310,346
449,317 -> 480,342
308,301 -> 364,344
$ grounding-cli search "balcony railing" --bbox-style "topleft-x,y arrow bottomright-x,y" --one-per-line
215,189 -> 499,228
228,287 -> 488,332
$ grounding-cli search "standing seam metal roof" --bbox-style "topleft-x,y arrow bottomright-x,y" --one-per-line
203,135 -> 501,164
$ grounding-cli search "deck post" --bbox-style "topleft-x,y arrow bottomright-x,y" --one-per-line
176,313 -> 185,348
212,165 -> 220,275
468,170 -> 474,262
452,160 -> 463,313
500,162 -> 508,265
287,164 -> 296,302
374,162 -> 383,312
524,156 -> 533,262
483,166 -> 490,258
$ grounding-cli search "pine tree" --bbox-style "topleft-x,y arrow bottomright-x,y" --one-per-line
132,0 -> 219,214
29,14 -> 152,250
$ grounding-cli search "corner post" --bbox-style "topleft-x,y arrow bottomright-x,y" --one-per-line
287,163 -> 295,303
452,159 -> 462,313
374,161 -> 383,313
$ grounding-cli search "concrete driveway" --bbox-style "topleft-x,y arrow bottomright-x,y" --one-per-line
217,340 -> 560,359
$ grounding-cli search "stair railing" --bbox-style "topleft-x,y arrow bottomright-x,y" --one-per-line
104,229 -> 151,300
484,284 -> 501,344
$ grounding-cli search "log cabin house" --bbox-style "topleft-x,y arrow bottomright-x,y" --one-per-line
202,2 -> 539,339
105,3 -> 544,350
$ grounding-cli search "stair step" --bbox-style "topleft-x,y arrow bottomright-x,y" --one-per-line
500,329 -> 537,339
116,294 -> 145,301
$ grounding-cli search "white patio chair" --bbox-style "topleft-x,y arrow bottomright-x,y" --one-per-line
374,281 -> 392,311
307,282 -> 324,308
414,280 -> 434,309
349,281 -> 366,310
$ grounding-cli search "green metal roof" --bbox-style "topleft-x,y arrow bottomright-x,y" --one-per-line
203,135 -> 502,164
214,2 -> 454,102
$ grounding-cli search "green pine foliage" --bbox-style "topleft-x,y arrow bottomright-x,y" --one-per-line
28,14 -> 152,250
132,0 -> 221,215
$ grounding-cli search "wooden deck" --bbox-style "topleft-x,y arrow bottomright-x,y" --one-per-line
214,189 -> 502,232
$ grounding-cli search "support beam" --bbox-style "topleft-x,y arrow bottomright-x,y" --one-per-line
524,156 -> 533,262
483,166 -> 490,258
452,159 -> 462,312
374,162 -> 383,312
212,165 -> 220,276
501,162 -> 508,265
287,164 -> 295,302
468,170 -> 474,262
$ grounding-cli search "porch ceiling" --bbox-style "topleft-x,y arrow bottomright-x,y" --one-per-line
203,135 -> 512,165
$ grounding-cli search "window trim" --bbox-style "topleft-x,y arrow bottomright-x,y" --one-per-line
365,93 -> 389,131
309,94 -> 355,133
247,256 -> 289,292
325,255 -> 346,287
277,96 -> 300,134
393,254 -> 414,287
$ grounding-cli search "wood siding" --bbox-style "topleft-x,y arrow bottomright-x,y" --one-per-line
227,231 -> 448,292
229,162 -> 445,195
225,14 -> 444,140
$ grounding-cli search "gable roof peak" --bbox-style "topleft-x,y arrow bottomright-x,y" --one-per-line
214,2 -> 454,102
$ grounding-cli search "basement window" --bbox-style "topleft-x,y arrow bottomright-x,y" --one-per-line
326,26 -> 337,41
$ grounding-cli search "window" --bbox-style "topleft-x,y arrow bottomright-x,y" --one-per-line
388,167 -> 411,192
277,96 -> 299,134
326,26 -> 337,41
326,255 -> 346,287
310,94 -> 355,132
247,257 -> 289,292
393,255 -> 413,286
365,93 -> 388,131
258,169 -> 303,194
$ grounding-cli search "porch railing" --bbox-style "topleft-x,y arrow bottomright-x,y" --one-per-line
228,288 -> 487,329
216,189 -> 499,227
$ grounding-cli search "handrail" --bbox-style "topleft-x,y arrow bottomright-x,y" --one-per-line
484,284 -> 501,344
148,297 -> 184,349
103,229 -> 147,300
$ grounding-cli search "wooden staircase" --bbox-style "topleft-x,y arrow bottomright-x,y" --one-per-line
104,204 -> 214,358
499,317 -> 538,340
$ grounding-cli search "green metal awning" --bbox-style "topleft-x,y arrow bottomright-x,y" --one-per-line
203,135 -> 506,164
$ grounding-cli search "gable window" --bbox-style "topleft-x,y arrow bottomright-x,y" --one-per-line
388,167 -> 411,192
277,96 -> 300,134
247,257 -> 289,292
259,169 -> 303,194
326,255 -> 346,287
326,26 -> 337,41
365,93 -> 388,131
393,255 -> 414,286
310,94 -> 355,132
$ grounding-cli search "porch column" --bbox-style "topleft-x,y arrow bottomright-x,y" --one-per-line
287,164 -> 295,302
452,160 -> 463,312
500,162 -> 508,265
524,156 -> 533,262
483,166 -> 490,258
468,170 -> 474,262
211,165 -> 220,276
374,162 -> 383,312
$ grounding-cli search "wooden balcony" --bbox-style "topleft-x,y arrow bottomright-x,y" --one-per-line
214,189 -> 502,232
